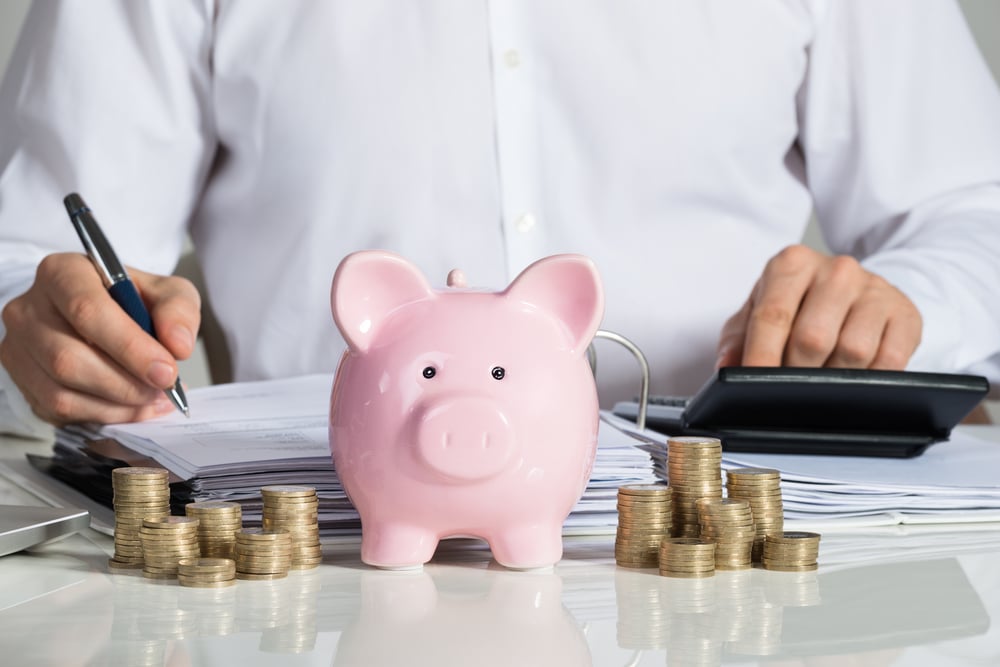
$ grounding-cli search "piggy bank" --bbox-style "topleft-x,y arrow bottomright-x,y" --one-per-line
329,250 -> 604,569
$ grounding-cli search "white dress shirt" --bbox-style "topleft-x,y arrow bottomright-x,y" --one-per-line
1,0 -> 999,436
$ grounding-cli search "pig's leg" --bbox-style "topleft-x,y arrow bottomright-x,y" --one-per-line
489,523 -> 563,570
361,522 -> 439,570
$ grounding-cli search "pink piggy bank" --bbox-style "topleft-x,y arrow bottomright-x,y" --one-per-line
329,250 -> 604,569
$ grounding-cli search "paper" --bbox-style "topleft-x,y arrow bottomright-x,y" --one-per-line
600,411 -> 1000,527
53,374 -> 659,537
50,376 -> 1000,536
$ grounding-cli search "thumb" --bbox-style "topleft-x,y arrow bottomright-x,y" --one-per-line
129,267 -> 202,362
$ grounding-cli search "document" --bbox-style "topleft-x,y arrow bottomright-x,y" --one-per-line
601,412 -> 1000,529
44,376 -> 1000,537
53,374 -> 659,536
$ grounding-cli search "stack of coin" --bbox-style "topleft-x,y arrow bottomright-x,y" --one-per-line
177,557 -> 237,588
139,516 -> 201,579
261,485 -> 323,570
615,483 -> 674,568
235,528 -> 293,580
725,467 -> 784,562
697,498 -> 755,570
185,500 -> 243,559
658,537 -> 716,578
109,466 -> 171,571
761,531 -> 821,572
666,437 -> 724,538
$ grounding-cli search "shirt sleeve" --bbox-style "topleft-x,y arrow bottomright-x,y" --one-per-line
0,0 -> 217,436
799,0 -> 1000,390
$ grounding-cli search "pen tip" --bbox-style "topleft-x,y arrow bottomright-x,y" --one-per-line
183,407 -> 191,418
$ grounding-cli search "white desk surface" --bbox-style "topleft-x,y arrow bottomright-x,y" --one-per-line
2,429 -> 1000,667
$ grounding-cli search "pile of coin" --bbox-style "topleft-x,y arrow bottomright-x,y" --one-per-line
696,498 -> 755,570
261,485 -> 323,570
177,556 -> 237,588
614,483 -> 674,568
109,467 -> 171,571
725,467 -> 784,562
235,528 -> 293,580
658,537 -> 716,578
666,437 -> 723,537
139,516 -> 201,579
186,500 -> 243,559
761,531 -> 821,571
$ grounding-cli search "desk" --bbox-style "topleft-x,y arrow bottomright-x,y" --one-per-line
1,430 -> 999,666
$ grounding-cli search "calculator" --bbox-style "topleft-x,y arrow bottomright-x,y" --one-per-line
612,367 -> 990,457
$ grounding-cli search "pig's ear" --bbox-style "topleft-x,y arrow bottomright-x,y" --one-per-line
331,250 -> 435,353
504,254 -> 604,352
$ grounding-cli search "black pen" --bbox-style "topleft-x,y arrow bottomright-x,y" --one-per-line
63,193 -> 190,418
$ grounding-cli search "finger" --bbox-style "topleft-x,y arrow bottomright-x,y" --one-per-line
824,298 -> 887,368
784,256 -> 865,367
870,308 -> 922,370
8,353 -> 175,426
716,297 -> 752,368
7,292 -> 166,408
826,276 -> 922,370
38,254 -> 180,390
130,268 -> 201,361
741,246 -> 819,367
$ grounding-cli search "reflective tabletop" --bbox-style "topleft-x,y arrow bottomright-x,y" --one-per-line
2,433 -> 999,667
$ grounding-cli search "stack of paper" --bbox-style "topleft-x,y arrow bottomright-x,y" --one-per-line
53,374 -> 657,537
599,412 -> 1000,529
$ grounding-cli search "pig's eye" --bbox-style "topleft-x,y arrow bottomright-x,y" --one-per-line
422,366 -> 436,379
491,366 -> 506,380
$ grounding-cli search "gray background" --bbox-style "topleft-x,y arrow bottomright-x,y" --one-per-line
2,1 -> 999,400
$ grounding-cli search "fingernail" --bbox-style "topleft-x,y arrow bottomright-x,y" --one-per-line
147,360 -> 176,388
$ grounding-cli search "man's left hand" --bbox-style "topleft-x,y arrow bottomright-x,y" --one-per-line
716,244 -> 922,370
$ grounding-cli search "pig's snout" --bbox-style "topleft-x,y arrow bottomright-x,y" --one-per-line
416,398 -> 514,481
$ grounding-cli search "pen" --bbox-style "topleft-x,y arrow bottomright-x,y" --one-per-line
63,193 -> 190,418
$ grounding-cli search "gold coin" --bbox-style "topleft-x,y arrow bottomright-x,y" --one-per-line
261,485 -> 316,496
177,557 -> 235,571
112,467 -> 169,480
767,531 -> 821,542
237,528 -> 290,539
289,562 -> 322,570
618,483 -> 672,494
142,516 -> 199,529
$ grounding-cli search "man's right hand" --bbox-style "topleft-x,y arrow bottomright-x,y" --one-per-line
0,252 -> 201,426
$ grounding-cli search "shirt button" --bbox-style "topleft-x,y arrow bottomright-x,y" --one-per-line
514,212 -> 536,232
503,49 -> 521,69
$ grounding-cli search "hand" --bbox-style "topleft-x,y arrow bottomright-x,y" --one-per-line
0,252 -> 201,425
716,245 -> 922,370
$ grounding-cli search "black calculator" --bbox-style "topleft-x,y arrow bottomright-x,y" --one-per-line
612,367 -> 990,457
